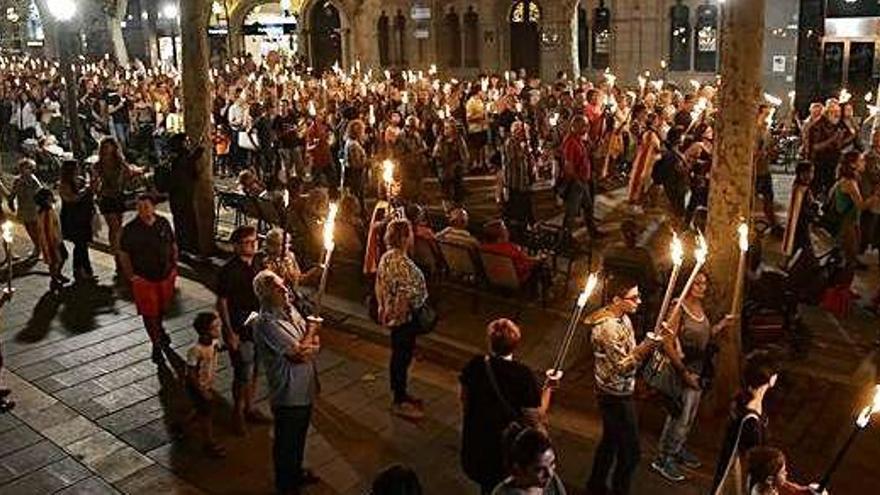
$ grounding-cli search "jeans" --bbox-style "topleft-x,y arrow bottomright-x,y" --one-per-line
563,180 -> 598,234
72,240 -> 92,276
272,404 -> 312,494
587,394 -> 640,495
389,321 -> 418,403
658,386 -> 702,459
112,121 -> 129,149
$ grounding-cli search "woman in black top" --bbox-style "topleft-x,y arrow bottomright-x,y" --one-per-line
58,160 -> 95,282
711,351 -> 779,493
459,319 -> 551,494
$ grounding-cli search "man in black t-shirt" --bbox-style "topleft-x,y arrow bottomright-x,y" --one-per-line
459,319 -> 550,494
103,82 -> 129,149
119,193 -> 178,364
216,225 -> 269,434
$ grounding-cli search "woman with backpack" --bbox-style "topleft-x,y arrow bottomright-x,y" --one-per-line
459,319 -> 552,494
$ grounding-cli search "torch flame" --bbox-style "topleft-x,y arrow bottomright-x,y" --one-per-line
604,69 -> 616,88
1,221 -> 12,243
865,92 -> 874,103
308,101 -> 316,117
671,233 -> 684,266
382,160 -> 395,185
738,223 -> 749,252
576,273 -> 599,308
695,234 -> 708,265
323,202 -> 338,252
856,385 -> 880,428
839,88 -> 852,104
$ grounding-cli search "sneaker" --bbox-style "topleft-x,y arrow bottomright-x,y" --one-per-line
676,449 -> 702,469
0,398 -> 15,414
391,401 -> 424,420
651,457 -> 686,482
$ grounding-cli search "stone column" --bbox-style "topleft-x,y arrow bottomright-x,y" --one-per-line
706,0 -> 765,410
180,0 -> 216,255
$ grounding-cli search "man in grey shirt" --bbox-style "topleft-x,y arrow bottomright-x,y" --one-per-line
250,270 -> 319,494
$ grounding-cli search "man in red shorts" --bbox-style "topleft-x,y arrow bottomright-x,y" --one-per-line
119,193 -> 178,364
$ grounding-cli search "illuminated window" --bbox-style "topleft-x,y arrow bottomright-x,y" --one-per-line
510,0 -> 540,24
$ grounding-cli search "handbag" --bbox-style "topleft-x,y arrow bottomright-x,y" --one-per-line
410,303 -> 438,335
712,413 -> 759,495
640,350 -> 684,416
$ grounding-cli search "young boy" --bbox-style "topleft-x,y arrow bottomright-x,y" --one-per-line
185,312 -> 225,457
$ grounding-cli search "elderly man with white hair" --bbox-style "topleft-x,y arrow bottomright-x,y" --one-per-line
249,269 -> 320,495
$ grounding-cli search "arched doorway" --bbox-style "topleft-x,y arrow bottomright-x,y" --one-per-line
309,0 -> 342,74
509,0 -> 541,76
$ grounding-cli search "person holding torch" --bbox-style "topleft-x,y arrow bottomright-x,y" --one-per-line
586,274 -> 666,495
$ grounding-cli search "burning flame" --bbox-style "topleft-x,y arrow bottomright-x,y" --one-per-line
839,88 -> 852,104
308,101 -> 316,117
429,64 -> 437,76
323,202 -> 338,252
694,234 -> 708,265
382,160 -> 395,186
738,223 -> 749,252
866,92 -> 874,103
637,75 -> 647,91
856,385 -> 880,428
671,233 -> 684,266
1,221 -> 12,244
576,273 -> 599,308
764,93 -> 783,106
604,69 -> 616,88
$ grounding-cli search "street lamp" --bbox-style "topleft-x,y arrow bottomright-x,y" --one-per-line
47,0 -> 83,160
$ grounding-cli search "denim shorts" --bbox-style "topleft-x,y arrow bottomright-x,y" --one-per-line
231,340 -> 256,384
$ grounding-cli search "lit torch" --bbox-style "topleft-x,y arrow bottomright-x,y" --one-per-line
652,233 -> 684,335
730,222 -> 750,315
669,234 -> 708,325
2,221 -> 12,291
817,385 -> 880,492
382,159 -> 395,200
546,272 -> 600,383
314,202 -> 338,315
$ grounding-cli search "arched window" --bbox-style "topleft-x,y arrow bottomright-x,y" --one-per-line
669,0 -> 691,71
591,0 -> 611,70
463,6 -> 479,68
445,7 -> 462,68
377,11 -> 390,67
394,9 -> 406,65
694,4 -> 719,73
509,0 -> 541,76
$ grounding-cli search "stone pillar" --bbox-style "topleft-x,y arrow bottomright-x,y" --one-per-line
180,0 -> 216,255
706,0 -> 765,410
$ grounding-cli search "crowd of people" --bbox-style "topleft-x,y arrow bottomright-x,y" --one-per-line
1,49 -> 877,495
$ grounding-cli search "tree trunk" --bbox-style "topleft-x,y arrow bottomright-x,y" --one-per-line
706,0 -> 765,412
106,0 -> 130,66
180,0 -> 216,255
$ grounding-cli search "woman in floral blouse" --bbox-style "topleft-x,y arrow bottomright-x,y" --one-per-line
375,218 -> 428,420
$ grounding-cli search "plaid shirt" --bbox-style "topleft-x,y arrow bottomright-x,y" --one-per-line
503,138 -> 533,192
590,314 -> 638,396
375,248 -> 428,327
